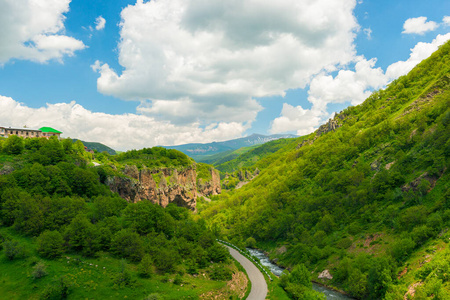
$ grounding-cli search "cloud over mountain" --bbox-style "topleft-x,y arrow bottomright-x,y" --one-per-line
93,0 -> 360,124
0,95 -> 247,151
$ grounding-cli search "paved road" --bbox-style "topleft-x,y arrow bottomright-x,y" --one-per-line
224,245 -> 268,300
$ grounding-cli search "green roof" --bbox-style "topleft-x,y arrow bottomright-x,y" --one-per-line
39,127 -> 62,134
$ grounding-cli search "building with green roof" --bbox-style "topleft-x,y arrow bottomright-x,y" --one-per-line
39,127 -> 62,139
0,126 -> 62,139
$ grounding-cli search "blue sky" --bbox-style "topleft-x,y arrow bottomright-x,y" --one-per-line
0,0 -> 449,150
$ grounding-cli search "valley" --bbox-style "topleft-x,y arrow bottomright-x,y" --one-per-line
0,39 -> 449,300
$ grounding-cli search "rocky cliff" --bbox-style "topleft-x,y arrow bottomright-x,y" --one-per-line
197,168 -> 222,196
106,164 -> 220,210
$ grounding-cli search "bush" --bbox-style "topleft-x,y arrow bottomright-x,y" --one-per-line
41,276 -> 71,299
37,230 -> 65,259
113,260 -> 135,288
336,237 -> 352,249
153,249 -> 179,273
173,274 -> 183,285
245,237 -> 257,248
207,243 -> 229,263
138,254 -> 154,278
32,261 -> 48,279
3,239 -> 27,260
144,293 -> 161,300
411,225 -> 433,246
209,264 -> 233,281
390,237 -> 416,261
110,229 -> 144,262
3,135 -> 24,155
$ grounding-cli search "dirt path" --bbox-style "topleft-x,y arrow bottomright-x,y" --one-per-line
224,245 -> 268,300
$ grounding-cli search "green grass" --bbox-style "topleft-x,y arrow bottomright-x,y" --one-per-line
0,228 -> 235,300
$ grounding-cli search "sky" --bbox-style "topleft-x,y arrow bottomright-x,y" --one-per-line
0,0 -> 449,151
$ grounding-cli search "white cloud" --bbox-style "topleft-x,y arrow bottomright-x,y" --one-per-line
93,0 -> 359,124
0,0 -> 86,64
443,16 -> 450,26
270,104 -> 323,136
386,33 -> 450,80
308,57 -> 387,111
363,28 -> 372,40
95,16 -> 106,31
270,57 -> 387,135
0,95 -> 248,150
402,17 -> 439,35
270,33 -> 450,135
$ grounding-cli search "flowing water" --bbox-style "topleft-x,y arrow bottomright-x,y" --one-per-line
246,248 -> 354,300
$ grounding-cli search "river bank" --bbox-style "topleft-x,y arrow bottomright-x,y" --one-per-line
246,248 -> 355,300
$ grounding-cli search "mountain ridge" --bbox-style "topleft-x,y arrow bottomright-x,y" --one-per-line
163,133 -> 297,160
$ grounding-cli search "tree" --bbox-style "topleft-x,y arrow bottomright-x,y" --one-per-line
3,135 -> 24,155
123,201 -> 174,236
110,229 -> 144,262
289,264 -> 312,288
64,214 -> 99,256
12,193 -> 46,236
37,230 -> 65,259
138,254 -> 154,278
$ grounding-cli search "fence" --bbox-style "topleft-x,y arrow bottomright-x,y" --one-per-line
217,239 -> 273,281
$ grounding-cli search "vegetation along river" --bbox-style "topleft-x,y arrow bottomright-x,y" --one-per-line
246,248 -> 354,299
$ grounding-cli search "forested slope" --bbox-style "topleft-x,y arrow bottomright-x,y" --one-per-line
200,41 -> 450,299
0,138 -> 244,299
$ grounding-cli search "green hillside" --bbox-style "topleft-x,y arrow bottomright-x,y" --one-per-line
164,133 -> 297,162
0,138 -> 245,299
72,139 -> 117,155
213,137 -> 297,173
200,41 -> 450,299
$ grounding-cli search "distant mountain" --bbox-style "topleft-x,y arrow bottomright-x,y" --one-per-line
163,133 -> 297,160
72,139 -> 117,155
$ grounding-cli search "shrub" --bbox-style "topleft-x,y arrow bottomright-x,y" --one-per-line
209,264 -> 233,281
411,225 -> 433,246
3,239 -> 27,260
32,261 -> 48,279
207,243 -> 229,263
336,238 -> 352,249
110,229 -> 144,262
144,293 -> 161,300
390,237 -> 416,261
245,237 -> 257,248
113,260 -> 135,287
41,276 -> 71,299
173,274 -> 183,285
37,230 -> 65,259
138,254 -> 154,278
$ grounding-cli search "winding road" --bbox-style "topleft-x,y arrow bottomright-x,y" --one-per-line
224,245 -> 268,300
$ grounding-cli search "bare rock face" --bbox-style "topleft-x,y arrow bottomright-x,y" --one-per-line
197,168 -> 222,196
318,269 -> 333,280
107,165 -> 220,211
107,167 -> 199,210
316,116 -> 343,137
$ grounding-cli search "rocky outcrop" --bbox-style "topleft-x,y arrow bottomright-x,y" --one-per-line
316,117 -> 342,137
197,168 -> 221,196
106,165 -> 217,211
318,269 -> 333,280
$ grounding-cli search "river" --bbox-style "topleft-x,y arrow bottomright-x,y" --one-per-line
246,248 -> 354,300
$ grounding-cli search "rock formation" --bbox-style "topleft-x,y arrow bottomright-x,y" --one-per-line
316,117 -> 342,137
197,168 -> 221,196
106,164 -> 220,211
